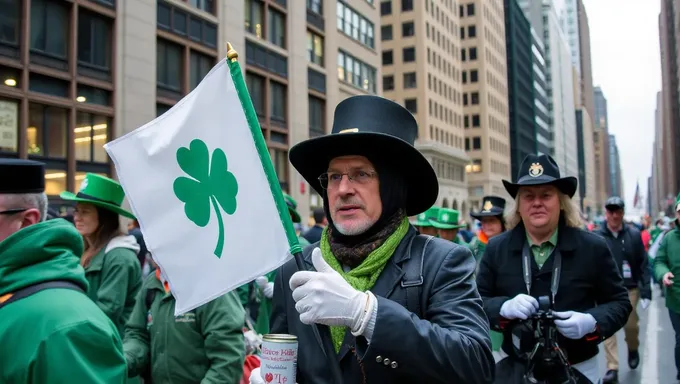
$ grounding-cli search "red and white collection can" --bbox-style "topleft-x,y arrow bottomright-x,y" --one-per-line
260,334 -> 298,384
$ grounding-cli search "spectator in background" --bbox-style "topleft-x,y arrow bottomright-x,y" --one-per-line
127,219 -> 148,270
302,207 -> 326,244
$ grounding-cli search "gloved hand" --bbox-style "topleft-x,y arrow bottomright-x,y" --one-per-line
640,298 -> 651,310
553,311 -> 597,339
499,294 -> 539,320
255,276 -> 274,299
249,367 -> 264,384
289,248 -> 368,329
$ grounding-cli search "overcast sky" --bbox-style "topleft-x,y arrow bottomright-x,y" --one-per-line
582,0 -> 661,210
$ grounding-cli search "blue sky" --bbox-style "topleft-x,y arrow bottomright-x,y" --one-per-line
582,0 -> 661,209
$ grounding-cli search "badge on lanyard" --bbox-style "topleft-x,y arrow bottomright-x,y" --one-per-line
622,260 -> 632,279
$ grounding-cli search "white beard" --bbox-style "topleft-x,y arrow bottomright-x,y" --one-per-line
334,218 -> 376,236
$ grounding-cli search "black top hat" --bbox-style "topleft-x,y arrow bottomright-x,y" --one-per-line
289,95 -> 438,216
0,159 -> 45,194
605,196 -> 625,210
470,195 -> 506,219
502,154 -> 578,198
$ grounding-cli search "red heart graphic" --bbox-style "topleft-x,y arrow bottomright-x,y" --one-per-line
264,373 -> 273,383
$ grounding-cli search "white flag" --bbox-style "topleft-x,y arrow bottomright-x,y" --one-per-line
104,57 -> 297,315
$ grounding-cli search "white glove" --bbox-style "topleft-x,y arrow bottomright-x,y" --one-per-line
553,311 -> 597,339
289,248 -> 367,330
249,368 -> 264,384
255,276 -> 268,288
255,276 -> 274,299
640,298 -> 651,310
499,294 -> 539,320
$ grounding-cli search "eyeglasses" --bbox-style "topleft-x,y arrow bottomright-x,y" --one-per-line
0,208 -> 27,215
318,170 -> 377,190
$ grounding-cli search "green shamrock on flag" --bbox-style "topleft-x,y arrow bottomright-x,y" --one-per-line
173,139 -> 238,258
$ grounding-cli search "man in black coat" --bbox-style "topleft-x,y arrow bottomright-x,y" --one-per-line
597,197 -> 651,383
476,154 -> 632,384
250,95 -> 494,383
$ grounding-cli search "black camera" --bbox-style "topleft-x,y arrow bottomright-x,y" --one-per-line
521,296 -> 578,384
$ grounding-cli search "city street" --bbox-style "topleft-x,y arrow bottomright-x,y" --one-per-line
600,286 -> 677,384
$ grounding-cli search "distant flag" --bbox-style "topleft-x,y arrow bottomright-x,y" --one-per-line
103,43 -> 301,315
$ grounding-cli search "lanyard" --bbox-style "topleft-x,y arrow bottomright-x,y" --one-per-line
522,242 -> 562,307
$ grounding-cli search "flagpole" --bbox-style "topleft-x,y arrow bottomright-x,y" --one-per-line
226,43 -> 343,384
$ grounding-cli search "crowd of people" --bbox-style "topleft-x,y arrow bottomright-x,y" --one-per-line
2,94 -> 680,383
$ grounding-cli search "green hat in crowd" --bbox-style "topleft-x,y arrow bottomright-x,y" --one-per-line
60,173 -> 136,219
283,193 -> 302,223
676,192 -> 680,212
414,206 -> 440,227
429,208 -> 465,229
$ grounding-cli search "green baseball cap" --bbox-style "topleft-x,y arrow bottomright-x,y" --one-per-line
429,208 -> 464,229
283,193 -> 302,223
414,206 -> 440,227
60,173 -> 136,219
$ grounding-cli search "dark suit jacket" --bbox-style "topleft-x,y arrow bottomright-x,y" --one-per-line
302,225 -> 323,244
270,226 -> 495,383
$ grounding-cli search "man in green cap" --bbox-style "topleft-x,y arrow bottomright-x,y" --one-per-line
429,207 -> 467,245
413,205 -> 440,236
0,159 -> 126,383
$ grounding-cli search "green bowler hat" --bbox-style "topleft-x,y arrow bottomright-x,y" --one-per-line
60,173 -> 136,219
414,206 -> 440,227
429,208 -> 465,229
283,193 -> 302,223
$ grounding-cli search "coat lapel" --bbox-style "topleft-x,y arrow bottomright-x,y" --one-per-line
335,228 -> 418,361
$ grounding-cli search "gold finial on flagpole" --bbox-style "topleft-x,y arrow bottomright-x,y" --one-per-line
226,42 -> 238,62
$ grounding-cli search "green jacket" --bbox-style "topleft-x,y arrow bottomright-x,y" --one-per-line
0,219 -> 126,383
124,273 -> 246,383
654,226 -> 680,312
467,236 -> 487,262
84,235 -> 142,336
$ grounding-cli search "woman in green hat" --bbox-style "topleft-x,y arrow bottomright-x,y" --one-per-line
428,207 -> 467,245
60,174 -> 143,339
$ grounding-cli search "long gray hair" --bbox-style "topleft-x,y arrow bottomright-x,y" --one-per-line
505,191 -> 584,230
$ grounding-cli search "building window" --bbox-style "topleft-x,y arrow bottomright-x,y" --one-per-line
470,69 -> 478,82
76,84 -> 112,106
75,112 -> 109,163
465,137 -> 469,150
0,0 -> 22,47
337,1 -> 375,49
405,98 -> 417,114
381,25 -> 393,41
272,149 -> 288,186
245,0 -> 264,39
337,51 -> 377,93
30,0 -> 69,59
402,21 -> 414,37
307,0 -> 322,14
246,72 -> 266,117
462,71 -> 467,83
188,0 -> 214,13
472,114 -> 480,127
466,3 -> 475,16
0,99 -> 18,152
77,10 -> 112,73
468,25 -> 476,38
469,47 -> 477,60
466,159 -> 482,173
383,75 -> 394,91
401,0 -> 413,11
157,103 -> 172,117
159,2 -> 217,49
380,1 -> 392,15
270,81 -> 286,123
190,51 -> 214,91
403,72 -> 416,88
403,47 -> 415,62
45,169 -> 67,196
157,39 -> 183,92
27,103 -> 68,158
382,50 -> 393,65
309,95 -> 325,136
471,92 -> 479,105
306,31 -> 324,66
267,8 -> 286,48
472,136 -> 481,150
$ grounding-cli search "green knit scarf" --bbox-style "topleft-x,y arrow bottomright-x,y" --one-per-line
320,217 -> 410,353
